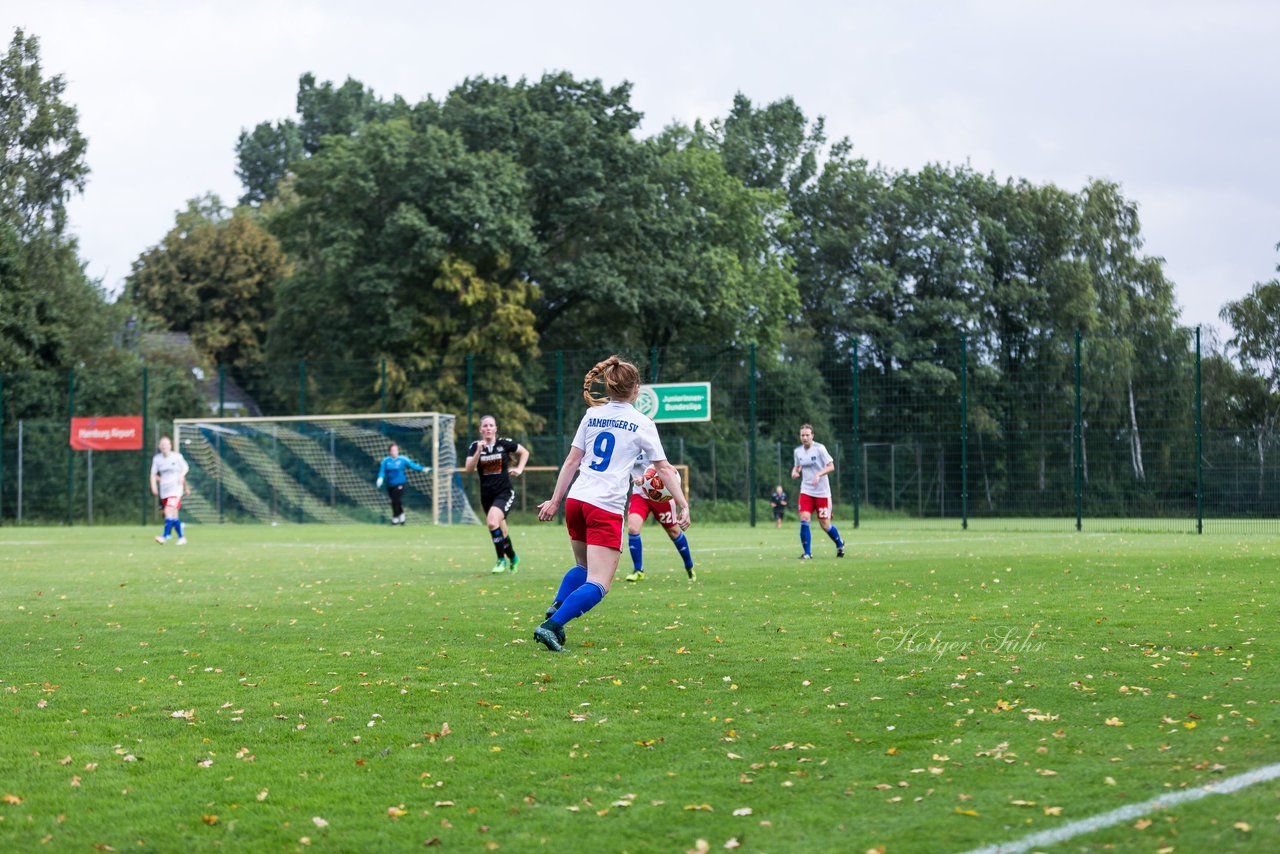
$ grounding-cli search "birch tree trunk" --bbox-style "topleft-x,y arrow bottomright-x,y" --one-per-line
1128,379 -> 1145,481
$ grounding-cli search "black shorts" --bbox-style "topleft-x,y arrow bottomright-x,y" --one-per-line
481,489 -> 516,517
773,506 -> 786,519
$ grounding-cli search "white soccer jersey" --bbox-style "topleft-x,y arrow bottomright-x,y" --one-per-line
793,441 -> 833,498
568,400 -> 666,515
151,451 -> 189,499
631,450 -> 651,496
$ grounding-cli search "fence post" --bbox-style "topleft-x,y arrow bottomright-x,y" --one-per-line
748,343 -> 757,527
17,419 -> 23,524
66,369 -> 76,526
298,359 -> 306,416
141,367 -> 148,525
466,354 -> 474,437
852,342 -> 861,529
217,364 -> 225,523
555,351 -> 565,520
555,351 -> 565,458
380,358 -> 387,414
1195,326 -> 1203,534
1074,330 -> 1083,531
960,335 -> 968,530
0,373 -> 4,521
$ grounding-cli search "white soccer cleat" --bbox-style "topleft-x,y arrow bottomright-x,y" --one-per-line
176,537 -> 187,545
154,535 -> 167,545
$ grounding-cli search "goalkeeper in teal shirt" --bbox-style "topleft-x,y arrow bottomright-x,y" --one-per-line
376,442 -> 428,525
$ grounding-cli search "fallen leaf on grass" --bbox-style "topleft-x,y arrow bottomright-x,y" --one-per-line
201,815 -> 219,825
954,807 -> 980,817
1234,822 -> 1251,832
1105,717 -> 1124,726
684,803 -> 714,811
1043,806 -> 1063,816
1134,818 -> 1152,830
732,807 -> 753,816
388,806 -> 408,818
3,794 -> 23,804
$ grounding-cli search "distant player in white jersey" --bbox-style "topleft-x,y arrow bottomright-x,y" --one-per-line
533,356 -> 691,652
623,450 -> 695,582
791,423 -> 845,559
150,435 -> 191,545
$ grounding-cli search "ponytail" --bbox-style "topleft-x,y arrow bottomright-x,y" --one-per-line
582,355 -> 641,407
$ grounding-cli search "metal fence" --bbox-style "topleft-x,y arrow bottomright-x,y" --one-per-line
2,331 -> 1277,530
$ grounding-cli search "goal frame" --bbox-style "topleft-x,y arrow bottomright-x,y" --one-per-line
174,411 -> 471,525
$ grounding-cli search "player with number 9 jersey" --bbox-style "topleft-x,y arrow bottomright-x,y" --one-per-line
534,356 -> 691,653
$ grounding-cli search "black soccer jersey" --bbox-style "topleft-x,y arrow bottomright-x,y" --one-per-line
469,437 -> 522,496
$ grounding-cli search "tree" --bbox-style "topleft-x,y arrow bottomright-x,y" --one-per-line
235,73 -> 407,206
1076,180 -> 1185,488
0,28 -> 88,238
1219,251 -> 1280,495
235,119 -> 303,205
125,193 -> 289,370
711,93 -> 824,196
1,28 -> 115,383
267,118 -> 541,426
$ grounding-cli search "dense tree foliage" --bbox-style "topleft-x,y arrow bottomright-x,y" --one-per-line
0,29 -> 117,387
266,118 -> 539,424
9,32 -> 1277,518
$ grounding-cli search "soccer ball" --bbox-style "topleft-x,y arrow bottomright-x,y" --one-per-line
641,466 -> 675,502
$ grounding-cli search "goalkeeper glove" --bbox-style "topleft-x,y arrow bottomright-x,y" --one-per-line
376,477 -> 384,488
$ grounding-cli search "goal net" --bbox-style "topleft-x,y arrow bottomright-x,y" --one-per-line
172,413 -> 480,525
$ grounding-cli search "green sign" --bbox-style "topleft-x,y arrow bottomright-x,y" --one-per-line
635,382 -> 711,423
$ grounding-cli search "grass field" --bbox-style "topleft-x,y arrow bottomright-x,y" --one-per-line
1,521 -> 1277,853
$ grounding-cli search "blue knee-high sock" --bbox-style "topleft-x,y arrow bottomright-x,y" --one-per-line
173,518 -> 184,538
628,533 -> 643,571
163,519 -> 174,538
800,520 -> 811,555
551,580 -> 606,626
552,565 -> 588,607
826,524 -> 843,549
672,532 -> 693,569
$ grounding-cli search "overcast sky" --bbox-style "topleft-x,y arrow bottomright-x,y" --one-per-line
7,0 -> 1278,337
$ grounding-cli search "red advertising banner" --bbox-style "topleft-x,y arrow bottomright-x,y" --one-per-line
70,416 -> 144,451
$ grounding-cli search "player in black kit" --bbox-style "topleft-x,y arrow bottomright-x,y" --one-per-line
465,414 -> 530,574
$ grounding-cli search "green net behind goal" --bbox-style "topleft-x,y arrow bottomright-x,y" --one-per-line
173,413 -> 479,525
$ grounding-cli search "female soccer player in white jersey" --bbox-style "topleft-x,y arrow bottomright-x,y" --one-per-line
623,449 -> 695,582
150,436 -> 190,544
791,423 -> 845,559
534,356 -> 690,652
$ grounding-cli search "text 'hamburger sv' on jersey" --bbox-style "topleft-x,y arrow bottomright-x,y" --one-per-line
568,401 -> 667,516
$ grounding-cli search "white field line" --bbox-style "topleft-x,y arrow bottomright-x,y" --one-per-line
959,762 -> 1280,854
